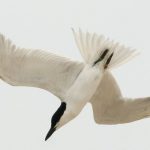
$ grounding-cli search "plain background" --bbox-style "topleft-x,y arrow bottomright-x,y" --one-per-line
0,0 -> 150,149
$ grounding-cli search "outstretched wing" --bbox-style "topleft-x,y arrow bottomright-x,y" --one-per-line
90,72 -> 150,124
90,71 -> 122,124
0,34 -> 84,99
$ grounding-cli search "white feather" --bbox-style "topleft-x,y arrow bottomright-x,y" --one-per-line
72,29 -> 139,69
0,34 -> 84,100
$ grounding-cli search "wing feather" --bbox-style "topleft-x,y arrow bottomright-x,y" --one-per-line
90,71 -> 122,123
0,34 -> 84,99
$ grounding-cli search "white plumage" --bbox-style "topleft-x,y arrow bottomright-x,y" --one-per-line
0,29 -> 148,141
72,29 -> 138,69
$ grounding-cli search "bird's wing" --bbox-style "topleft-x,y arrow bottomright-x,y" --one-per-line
89,71 -> 122,123
90,72 -> 150,124
0,34 -> 84,99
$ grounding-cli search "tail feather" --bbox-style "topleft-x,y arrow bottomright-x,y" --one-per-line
72,28 -> 139,70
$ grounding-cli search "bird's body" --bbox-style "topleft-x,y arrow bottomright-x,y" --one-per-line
59,65 -> 103,130
65,65 -> 102,111
1,29 -> 149,141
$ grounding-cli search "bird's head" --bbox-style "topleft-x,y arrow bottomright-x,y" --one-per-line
45,102 -> 77,141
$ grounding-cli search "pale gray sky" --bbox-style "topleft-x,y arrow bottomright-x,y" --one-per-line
0,0 -> 150,150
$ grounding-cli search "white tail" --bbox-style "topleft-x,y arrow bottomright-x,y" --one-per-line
72,28 -> 139,70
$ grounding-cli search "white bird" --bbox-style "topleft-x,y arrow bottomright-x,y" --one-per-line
0,29 -> 142,141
